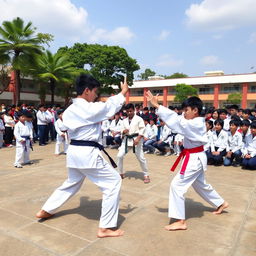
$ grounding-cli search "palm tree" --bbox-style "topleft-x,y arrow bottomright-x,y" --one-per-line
33,50 -> 79,104
0,17 -> 43,104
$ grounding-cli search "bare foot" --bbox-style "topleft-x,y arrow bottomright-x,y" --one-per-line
213,201 -> 229,215
97,228 -> 124,238
164,221 -> 187,231
36,210 -> 54,219
120,174 -> 125,179
143,176 -> 150,184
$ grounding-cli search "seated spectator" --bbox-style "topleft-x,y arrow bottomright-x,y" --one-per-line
204,120 -> 213,154
173,133 -> 184,156
242,109 -> 252,123
207,119 -> 228,166
143,119 -> 158,153
241,121 -> 256,170
224,120 -> 243,167
109,112 -> 123,148
152,120 -> 172,155
210,109 -> 219,122
241,119 -> 251,144
218,109 -> 230,132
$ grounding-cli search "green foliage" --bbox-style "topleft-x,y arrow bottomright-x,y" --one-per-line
58,43 -> 140,90
227,92 -> 242,104
31,50 -> 80,104
165,72 -> 188,79
0,64 -> 11,94
138,68 -> 156,80
174,83 -> 198,103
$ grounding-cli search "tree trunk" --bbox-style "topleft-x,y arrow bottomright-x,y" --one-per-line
13,69 -> 21,105
50,79 -> 55,105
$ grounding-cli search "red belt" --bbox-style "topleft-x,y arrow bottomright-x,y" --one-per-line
171,145 -> 204,175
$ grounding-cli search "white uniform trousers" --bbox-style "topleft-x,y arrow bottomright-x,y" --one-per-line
169,159 -> 224,220
117,140 -> 149,176
55,134 -> 69,154
14,141 -> 31,165
42,156 -> 122,228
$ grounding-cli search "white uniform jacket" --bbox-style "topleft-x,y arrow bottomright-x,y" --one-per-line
120,114 -> 145,146
37,111 -> 50,125
242,134 -> 256,157
210,129 -> 228,152
160,125 -> 172,143
14,121 -> 33,143
145,124 -> 158,140
55,118 -> 68,136
63,94 -> 125,168
204,130 -> 213,151
109,119 -> 123,137
223,118 -> 231,132
157,105 -> 208,171
226,130 -> 243,153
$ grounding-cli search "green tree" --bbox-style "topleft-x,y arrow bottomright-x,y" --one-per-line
227,92 -> 242,105
0,64 -> 11,95
0,17 -> 53,104
58,43 -> 140,92
174,83 -> 198,103
32,50 -> 80,104
165,72 -> 188,79
138,68 -> 156,80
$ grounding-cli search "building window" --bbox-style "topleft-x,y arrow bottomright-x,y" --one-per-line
249,86 -> 256,93
198,87 -> 214,94
220,85 -> 241,93
130,89 -> 143,96
152,89 -> 163,95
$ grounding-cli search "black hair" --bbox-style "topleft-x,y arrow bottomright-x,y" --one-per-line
242,109 -> 251,115
241,119 -> 250,127
229,119 -> 241,127
229,104 -> 239,111
214,119 -> 224,128
17,111 -> 24,117
76,74 -> 101,95
206,120 -> 214,129
57,109 -> 65,116
38,104 -> 45,109
250,121 -> 256,129
218,109 -> 228,115
181,96 -> 203,115
122,112 -> 128,117
125,103 -> 135,110
143,107 -> 149,111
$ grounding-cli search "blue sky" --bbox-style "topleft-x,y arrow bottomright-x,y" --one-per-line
1,0 -> 256,77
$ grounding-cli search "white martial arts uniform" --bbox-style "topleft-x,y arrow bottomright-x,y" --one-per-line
109,118 -> 123,138
101,119 -> 111,147
157,106 -> 224,220
0,119 -> 4,148
54,118 -> 69,154
13,121 -> 33,166
210,129 -> 228,152
204,130 -> 213,151
41,93 -> 125,228
117,114 -> 149,176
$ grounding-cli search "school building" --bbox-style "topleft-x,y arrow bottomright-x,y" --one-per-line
118,71 -> 256,109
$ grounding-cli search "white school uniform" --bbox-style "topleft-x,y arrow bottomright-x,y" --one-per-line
157,106 -> 224,220
223,118 -> 230,132
117,114 -> 149,176
145,124 -> 157,140
101,119 -> 111,146
41,93 -> 125,228
54,118 -> 69,154
210,129 -> 228,152
174,133 -> 184,155
160,125 -> 172,143
226,130 -> 243,153
0,119 -> 4,148
13,121 -> 33,166
242,134 -> 256,157
204,130 -> 213,151
109,119 -> 123,137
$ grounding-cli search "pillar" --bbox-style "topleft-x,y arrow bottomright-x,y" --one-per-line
163,87 -> 168,107
242,83 -> 248,109
125,89 -> 130,104
213,84 -> 220,108
143,88 -> 148,107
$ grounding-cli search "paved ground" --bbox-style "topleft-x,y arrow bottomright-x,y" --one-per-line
0,142 -> 255,256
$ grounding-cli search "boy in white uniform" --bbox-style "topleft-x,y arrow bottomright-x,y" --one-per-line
13,111 -> 33,168
146,92 -> 228,231
117,103 -> 150,183
0,113 -> 5,148
54,109 -> 69,155
36,74 -> 128,238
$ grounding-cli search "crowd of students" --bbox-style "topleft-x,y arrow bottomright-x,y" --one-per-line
1,102 -> 256,171
102,104 -> 256,170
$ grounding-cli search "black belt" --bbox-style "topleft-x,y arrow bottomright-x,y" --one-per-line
125,133 -> 139,153
21,136 -> 33,151
70,140 -> 117,168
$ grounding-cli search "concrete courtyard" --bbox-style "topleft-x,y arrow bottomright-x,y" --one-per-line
0,142 -> 255,256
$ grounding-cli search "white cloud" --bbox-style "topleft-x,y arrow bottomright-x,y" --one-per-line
200,55 -> 220,66
88,27 -> 135,44
248,32 -> 256,44
0,0 -> 135,45
186,0 -> 256,31
156,54 -> 183,68
158,30 -> 170,40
